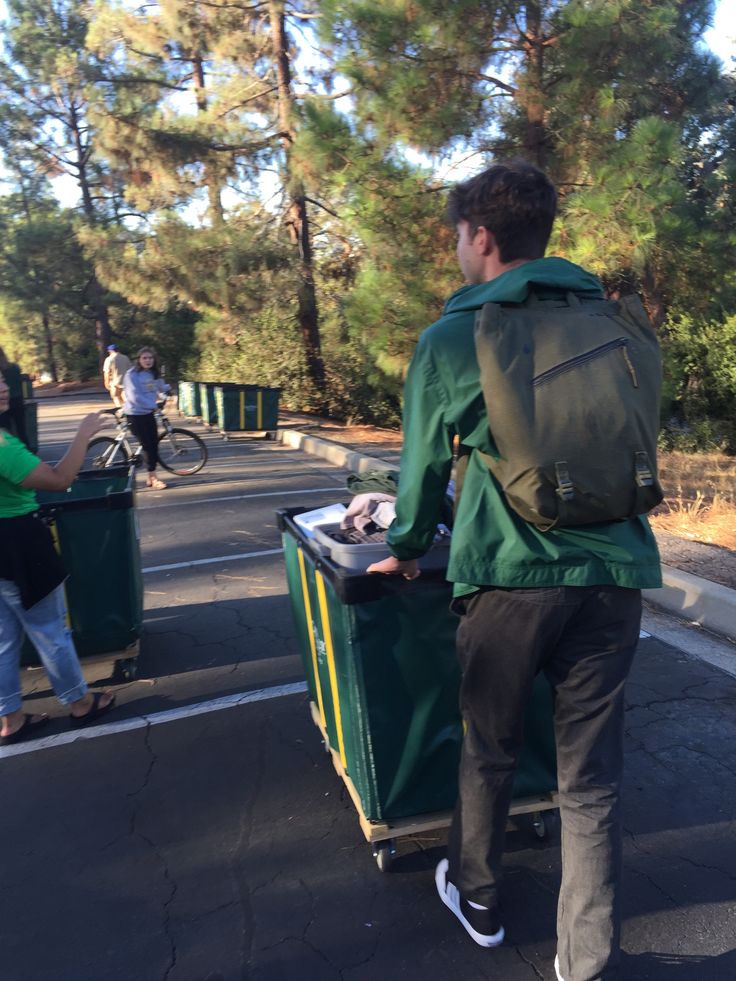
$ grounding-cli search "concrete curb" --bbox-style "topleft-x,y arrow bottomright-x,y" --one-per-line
277,427 -> 736,644
644,569 -> 736,643
277,428 -> 397,475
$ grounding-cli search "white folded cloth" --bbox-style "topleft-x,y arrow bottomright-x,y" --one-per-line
341,492 -> 397,533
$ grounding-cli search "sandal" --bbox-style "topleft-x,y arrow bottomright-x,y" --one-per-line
146,475 -> 168,490
69,692 -> 117,728
0,713 -> 50,746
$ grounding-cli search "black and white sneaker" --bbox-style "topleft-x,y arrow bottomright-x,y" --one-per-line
435,858 -> 505,947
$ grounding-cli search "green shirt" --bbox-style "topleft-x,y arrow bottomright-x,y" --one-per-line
386,257 -> 663,595
0,429 -> 40,517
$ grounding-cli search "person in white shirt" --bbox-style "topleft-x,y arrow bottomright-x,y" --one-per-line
103,344 -> 132,408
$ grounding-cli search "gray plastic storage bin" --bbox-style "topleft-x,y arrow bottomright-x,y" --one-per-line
311,523 -> 451,572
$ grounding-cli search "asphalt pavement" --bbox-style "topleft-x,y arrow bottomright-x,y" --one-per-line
2,395 -> 735,981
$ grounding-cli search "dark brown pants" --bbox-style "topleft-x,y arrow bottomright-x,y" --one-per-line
448,584 -> 642,981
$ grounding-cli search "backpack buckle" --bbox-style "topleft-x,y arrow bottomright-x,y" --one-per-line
634,451 -> 654,487
554,462 -> 575,501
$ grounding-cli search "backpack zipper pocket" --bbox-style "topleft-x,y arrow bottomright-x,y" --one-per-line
532,337 -> 638,388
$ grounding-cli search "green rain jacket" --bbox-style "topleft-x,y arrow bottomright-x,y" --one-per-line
386,257 -> 663,596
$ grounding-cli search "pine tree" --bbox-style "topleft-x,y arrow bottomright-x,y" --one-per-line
86,0 -> 328,394
0,178 -> 99,380
0,0 -> 123,358
321,0 -> 730,326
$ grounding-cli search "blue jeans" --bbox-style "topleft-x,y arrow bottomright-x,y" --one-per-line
448,585 -> 642,981
0,579 -> 88,715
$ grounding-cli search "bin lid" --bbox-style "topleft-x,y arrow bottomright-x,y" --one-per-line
37,465 -> 136,512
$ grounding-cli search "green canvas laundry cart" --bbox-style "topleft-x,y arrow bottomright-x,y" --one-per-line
277,506 -> 558,871
21,466 -> 143,681
198,381 -> 218,426
24,399 -> 38,453
177,381 -> 200,418
215,383 -> 280,435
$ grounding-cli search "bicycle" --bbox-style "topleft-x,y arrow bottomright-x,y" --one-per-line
83,399 -> 208,476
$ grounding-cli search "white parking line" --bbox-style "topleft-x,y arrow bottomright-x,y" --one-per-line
0,681 -> 308,760
138,486 -> 344,510
143,547 -> 284,574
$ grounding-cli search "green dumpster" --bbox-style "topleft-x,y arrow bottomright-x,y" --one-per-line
24,399 -> 38,453
198,381 -> 218,426
177,381 -> 198,417
21,466 -> 143,668
215,384 -> 280,433
277,507 -> 557,824
189,380 -> 203,417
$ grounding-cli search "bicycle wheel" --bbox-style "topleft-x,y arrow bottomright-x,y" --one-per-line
82,436 -> 129,470
157,428 -> 207,475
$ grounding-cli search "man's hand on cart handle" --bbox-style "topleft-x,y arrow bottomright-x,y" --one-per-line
366,556 -> 420,581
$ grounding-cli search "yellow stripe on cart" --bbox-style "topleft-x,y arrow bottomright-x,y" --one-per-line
297,548 -> 326,730
315,569 -> 347,768
256,390 -> 263,430
239,391 -> 245,430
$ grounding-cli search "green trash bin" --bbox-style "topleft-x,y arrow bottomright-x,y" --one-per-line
23,399 -> 38,453
277,507 -> 557,825
177,381 -> 197,417
21,466 -> 143,668
215,384 -> 280,433
189,380 -> 203,417
199,381 -> 218,426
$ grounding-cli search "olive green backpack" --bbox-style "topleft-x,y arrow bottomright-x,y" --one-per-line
474,291 -> 663,531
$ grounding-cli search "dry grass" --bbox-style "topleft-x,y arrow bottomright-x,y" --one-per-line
651,450 -> 736,550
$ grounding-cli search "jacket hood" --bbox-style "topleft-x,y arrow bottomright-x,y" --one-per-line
444,257 -> 603,315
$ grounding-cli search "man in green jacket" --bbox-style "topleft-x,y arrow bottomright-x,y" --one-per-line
368,162 -> 661,981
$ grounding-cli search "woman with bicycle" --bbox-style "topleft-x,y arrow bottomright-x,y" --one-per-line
123,346 -> 171,490
0,370 -> 117,745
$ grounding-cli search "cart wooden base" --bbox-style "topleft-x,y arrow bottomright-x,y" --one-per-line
309,701 -> 558,871
81,640 -> 141,682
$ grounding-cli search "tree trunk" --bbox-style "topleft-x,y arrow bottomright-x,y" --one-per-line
521,2 -> 549,168
640,262 -> 667,331
268,0 -> 325,395
41,308 -> 59,383
69,98 -> 112,362
192,54 -> 225,225
87,277 -> 112,363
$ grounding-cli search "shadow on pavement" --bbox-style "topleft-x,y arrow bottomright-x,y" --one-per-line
621,949 -> 736,979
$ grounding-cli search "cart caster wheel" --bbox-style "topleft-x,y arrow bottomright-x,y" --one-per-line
532,812 -> 547,840
112,657 -> 138,683
372,840 -> 396,872
264,431 -> 275,440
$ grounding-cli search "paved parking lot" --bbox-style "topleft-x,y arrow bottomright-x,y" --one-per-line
2,395 -> 736,981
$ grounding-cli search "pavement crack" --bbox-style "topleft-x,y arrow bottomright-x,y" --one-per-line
181,900 -> 239,925
625,826 -> 736,891
626,739 -> 736,780
134,824 -> 178,981
514,947 -> 544,979
628,864 -> 680,908
668,852 -> 736,884
122,725 -> 178,980
235,716 -> 269,977
127,722 -> 156,799
632,695 -> 736,712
